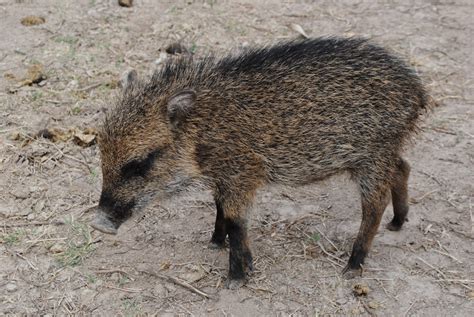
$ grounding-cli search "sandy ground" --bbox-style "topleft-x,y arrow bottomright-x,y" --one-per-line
0,0 -> 473,315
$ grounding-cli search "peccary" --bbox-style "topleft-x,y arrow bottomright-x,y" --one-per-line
91,37 -> 433,288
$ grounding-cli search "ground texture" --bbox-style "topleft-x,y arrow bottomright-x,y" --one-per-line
0,0 -> 473,315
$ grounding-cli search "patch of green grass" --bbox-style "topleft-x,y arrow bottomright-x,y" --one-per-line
121,298 -> 141,317
88,168 -> 98,184
2,229 -> 27,246
54,35 -> 78,45
309,232 -> 321,243
56,219 -> 95,267
71,106 -> 82,115
115,56 -> 125,67
31,90 -> 43,101
86,273 -> 97,284
189,42 -> 197,54
118,275 -> 130,287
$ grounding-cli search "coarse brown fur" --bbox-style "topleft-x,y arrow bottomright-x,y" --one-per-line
93,37 -> 433,288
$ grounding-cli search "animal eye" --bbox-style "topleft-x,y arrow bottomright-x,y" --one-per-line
121,150 -> 160,178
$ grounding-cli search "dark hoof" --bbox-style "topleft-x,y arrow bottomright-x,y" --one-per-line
208,240 -> 226,250
342,265 -> 363,280
386,221 -> 403,231
225,278 -> 246,290
244,252 -> 254,272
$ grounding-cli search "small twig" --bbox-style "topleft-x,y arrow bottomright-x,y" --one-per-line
94,269 -> 135,281
76,82 -> 102,92
404,300 -> 417,316
14,252 -> 38,271
409,189 -> 439,204
0,220 -> 65,228
416,256 -> 447,279
314,227 -> 339,252
245,285 -> 275,294
317,241 -> 345,267
469,197 -> 473,235
140,270 -> 213,299
434,279 -> 474,284
432,249 -> 462,264
25,237 -> 67,243
103,284 -> 142,293
419,170 -> 443,186
360,300 -> 376,316
361,277 -> 394,281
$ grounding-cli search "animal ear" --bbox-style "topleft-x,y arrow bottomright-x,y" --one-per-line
121,69 -> 137,90
167,89 -> 196,127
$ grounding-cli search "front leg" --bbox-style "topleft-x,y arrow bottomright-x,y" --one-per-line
214,187 -> 256,289
225,216 -> 253,289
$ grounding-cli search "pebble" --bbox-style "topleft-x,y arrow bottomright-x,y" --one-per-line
49,243 -> 66,254
118,0 -> 133,7
6,283 -> 18,292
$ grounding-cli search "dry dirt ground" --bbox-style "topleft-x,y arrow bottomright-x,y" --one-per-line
0,0 -> 473,315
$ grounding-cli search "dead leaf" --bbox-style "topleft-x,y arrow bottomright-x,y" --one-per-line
21,16 -> 46,26
37,128 -> 71,142
178,265 -> 206,283
4,73 -> 16,80
72,128 -> 98,147
28,127 -> 97,147
289,23 -> 309,39
106,79 -> 120,89
19,64 -> 46,86
352,283 -> 370,296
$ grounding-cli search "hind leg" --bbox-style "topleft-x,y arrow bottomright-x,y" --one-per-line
343,171 -> 391,276
209,198 -> 227,249
387,158 -> 411,231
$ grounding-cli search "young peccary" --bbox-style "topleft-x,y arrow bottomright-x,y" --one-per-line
91,37 -> 433,288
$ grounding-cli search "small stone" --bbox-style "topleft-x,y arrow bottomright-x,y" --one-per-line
6,283 -> 18,292
111,272 -> 121,283
11,186 -> 30,199
81,289 -> 97,305
154,283 -> 167,297
179,270 -> 205,283
351,307 -> 362,314
368,301 -> 380,309
165,42 -> 188,55
118,0 -> 133,7
335,297 -> 348,305
33,200 -> 45,213
27,213 -> 35,221
0,205 -> 14,217
273,301 -> 286,311
49,243 -> 66,254
67,80 -> 79,89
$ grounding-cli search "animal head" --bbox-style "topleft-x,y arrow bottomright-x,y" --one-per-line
91,70 -> 200,234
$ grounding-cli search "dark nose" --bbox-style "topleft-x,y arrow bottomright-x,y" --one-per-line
98,190 -> 136,225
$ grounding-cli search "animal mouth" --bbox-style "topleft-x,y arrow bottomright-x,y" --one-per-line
90,209 -> 119,235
